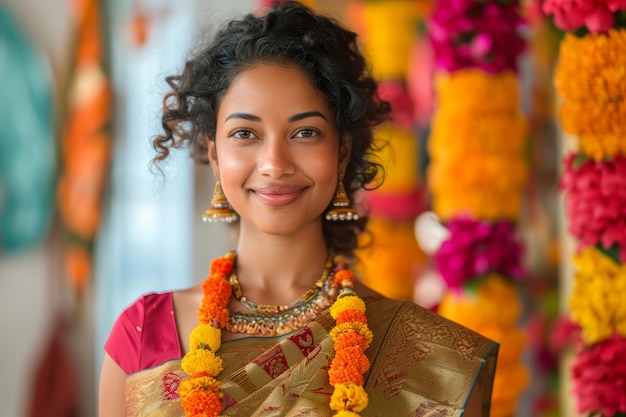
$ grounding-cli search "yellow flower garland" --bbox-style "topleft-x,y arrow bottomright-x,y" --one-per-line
570,247 -> 626,345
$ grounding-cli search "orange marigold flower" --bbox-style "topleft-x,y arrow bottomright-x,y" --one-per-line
209,255 -> 234,277
202,277 -> 232,306
335,310 -> 367,325
198,303 -> 229,327
335,331 -> 369,351
333,269 -> 355,285
328,348 -> 368,387
181,389 -> 222,416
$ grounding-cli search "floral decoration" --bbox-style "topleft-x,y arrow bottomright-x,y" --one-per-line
426,1 -> 529,415
561,154 -> 626,262
179,253 -> 234,417
180,252 -> 372,416
571,334 -> 626,417
543,0 -> 626,33
548,5 -> 626,417
328,259 -> 372,416
570,247 -> 626,344
428,0 -> 526,73
433,218 -> 525,292
553,29 -> 626,161
427,69 -> 528,221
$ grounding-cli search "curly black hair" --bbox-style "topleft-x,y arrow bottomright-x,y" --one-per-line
154,1 -> 390,259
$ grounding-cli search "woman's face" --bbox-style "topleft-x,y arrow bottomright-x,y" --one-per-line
208,63 -> 349,237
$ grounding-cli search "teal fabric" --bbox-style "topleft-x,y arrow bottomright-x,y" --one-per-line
0,6 -> 56,251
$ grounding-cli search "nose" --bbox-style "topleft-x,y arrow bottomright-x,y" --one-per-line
257,138 -> 296,178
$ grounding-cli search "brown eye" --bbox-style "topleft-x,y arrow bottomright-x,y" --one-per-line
294,129 -> 318,138
233,130 -> 256,139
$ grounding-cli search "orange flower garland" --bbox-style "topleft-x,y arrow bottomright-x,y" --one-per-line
179,253 -> 234,417
328,257 -> 372,416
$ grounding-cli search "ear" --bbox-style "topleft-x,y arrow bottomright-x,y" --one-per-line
206,136 -> 220,178
338,135 -> 352,176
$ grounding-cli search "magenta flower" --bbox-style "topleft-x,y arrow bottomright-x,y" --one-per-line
428,0 -> 526,73
572,334 -> 626,416
560,154 -> 626,262
543,0 -> 626,33
433,216 -> 525,291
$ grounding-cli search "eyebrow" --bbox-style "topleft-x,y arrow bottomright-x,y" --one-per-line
224,111 -> 328,123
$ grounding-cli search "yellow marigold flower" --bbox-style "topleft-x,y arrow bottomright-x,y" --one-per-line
178,376 -> 222,400
570,247 -> 626,345
329,382 -> 369,412
181,349 -> 223,376
189,324 -> 222,352
330,322 -> 373,345
330,296 -> 366,319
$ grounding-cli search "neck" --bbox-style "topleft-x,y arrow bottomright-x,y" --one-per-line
233,226 -> 330,296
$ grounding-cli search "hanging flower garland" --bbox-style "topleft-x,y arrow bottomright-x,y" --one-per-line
544,3 -> 626,417
348,0 -> 431,302
425,1 -> 529,416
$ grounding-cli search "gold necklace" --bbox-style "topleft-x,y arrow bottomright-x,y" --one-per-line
229,258 -> 333,314
226,258 -> 337,336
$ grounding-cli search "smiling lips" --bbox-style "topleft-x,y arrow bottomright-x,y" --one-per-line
253,185 -> 305,207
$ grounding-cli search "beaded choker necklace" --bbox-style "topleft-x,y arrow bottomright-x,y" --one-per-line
178,252 -> 372,417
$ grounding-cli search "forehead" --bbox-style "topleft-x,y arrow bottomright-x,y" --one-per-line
217,63 -> 332,121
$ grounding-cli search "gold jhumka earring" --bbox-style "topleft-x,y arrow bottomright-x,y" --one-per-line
202,180 -> 238,223
325,176 -> 358,221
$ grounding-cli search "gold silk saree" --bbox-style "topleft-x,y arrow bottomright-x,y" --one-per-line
125,298 -> 498,416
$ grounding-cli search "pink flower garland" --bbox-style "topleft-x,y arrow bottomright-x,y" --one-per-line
433,217 -> 525,291
560,153 -> 626,262
543,0 -> 626,33
571,334 -> 626,417
428,0 -> 526,73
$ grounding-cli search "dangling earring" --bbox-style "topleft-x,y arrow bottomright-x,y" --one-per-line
325,176 -> 359,221
203,180 -> 238,223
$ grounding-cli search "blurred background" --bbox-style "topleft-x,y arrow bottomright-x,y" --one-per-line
1,0 -> 621,416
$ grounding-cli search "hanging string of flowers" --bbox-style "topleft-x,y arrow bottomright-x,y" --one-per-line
544,5 -> 626,415
425,1 -> 529,416
347,0 -> 431,301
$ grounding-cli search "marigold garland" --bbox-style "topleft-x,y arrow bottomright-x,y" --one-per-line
554,30 -> 626,148
180,253 -> 372,416
328,262 -> 371,416
179,253 -> 233,417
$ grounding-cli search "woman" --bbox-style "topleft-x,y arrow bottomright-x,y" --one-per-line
98,2 -> 498,416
